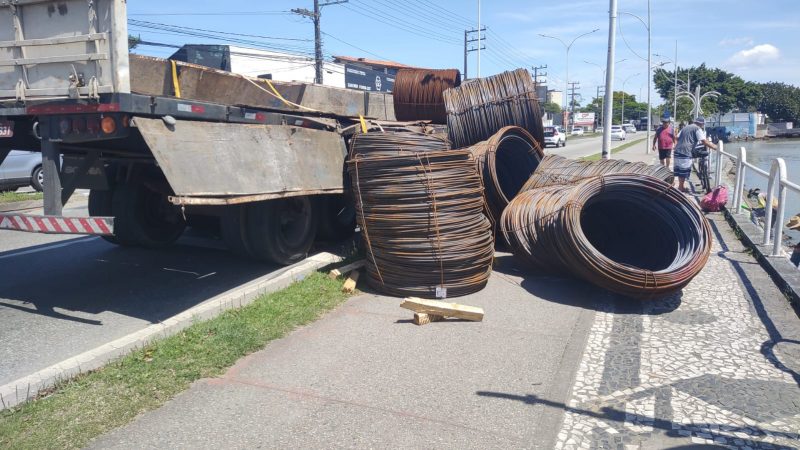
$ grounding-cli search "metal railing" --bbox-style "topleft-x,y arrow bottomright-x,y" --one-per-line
713,141 -> 800,257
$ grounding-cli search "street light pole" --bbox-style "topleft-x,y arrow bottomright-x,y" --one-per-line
540,29 -> 600,118
621,73 -> 640,124
646,0 -> 651,153
674,40 -> 678,120
601,0 -> 618,159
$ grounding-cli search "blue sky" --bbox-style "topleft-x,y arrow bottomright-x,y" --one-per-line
129,0 -> 800,106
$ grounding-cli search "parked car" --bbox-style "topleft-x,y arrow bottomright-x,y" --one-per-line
0,150 -> 44,192
570,126 -> 585,136
623,124 -> 637,134
610,125 -> 627,141
544,126 -> 566,147
596,126 -> 603,134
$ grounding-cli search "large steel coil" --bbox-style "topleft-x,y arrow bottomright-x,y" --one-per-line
443,68 -> 544,149
465,126 -> 544,224
347,132 -> 494,298
501,174 -> 711,299
349,129 -> 450,157
521,154 -> 674,191
393,68 -> 461,124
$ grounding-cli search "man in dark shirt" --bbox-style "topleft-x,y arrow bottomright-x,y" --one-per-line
673,116 -> 717,192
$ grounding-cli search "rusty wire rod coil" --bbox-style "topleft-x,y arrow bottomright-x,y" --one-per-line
464,126 -> 544,224
501,174 -> 711,299
521,154 -> 674,191
347,132 -> 494,298
443,68 -> 544,149
393,68 -> 461,124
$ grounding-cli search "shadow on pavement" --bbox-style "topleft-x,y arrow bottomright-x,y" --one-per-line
492,253 -> 682,315
475,386 -> 799,448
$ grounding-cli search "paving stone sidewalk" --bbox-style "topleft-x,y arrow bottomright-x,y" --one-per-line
90,144 -> 800,449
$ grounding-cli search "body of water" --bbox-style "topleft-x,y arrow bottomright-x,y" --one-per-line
732,138 -> 800,241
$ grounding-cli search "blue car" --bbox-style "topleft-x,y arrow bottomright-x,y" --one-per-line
0,150 -> 44,192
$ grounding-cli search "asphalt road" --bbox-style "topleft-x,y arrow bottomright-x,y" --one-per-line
0,202 -> 299,386
544,132 -> 648,159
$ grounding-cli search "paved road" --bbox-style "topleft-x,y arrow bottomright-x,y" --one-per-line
0,202 -> 301,386
545,133 -> 648,159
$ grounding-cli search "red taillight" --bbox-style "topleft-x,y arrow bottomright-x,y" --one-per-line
101,116 -> 116,134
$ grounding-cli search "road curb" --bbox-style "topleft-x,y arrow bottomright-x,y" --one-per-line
0,251 -> 342,410
0,196 -> 87,213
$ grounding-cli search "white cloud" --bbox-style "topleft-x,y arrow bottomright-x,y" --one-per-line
727,44 -> 780,68
719,36 -> 753,47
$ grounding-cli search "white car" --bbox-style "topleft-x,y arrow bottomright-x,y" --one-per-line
0,150 -> 44,192
623,124 -> 637,134
610,125 -> 626,141
570,126 -> 585,136
544,126 -> 566,147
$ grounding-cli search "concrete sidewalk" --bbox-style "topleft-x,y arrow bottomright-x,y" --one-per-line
89,147 -> 800,449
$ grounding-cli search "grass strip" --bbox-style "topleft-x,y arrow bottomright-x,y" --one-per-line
0,271 -> 352,449
580,137 -> 647,161
0,191 -> 43,204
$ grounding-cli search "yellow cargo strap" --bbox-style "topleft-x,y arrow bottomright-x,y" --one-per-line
359,114 -> 368,133
243,77 -> 321,113
170,60 -> 181,98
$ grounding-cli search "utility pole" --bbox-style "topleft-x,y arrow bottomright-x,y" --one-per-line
532,64 -> 547,85
463,28 -> 485,79
568,81 -> 580,116
601,0 -> 618,159
292,0 -> 347,85
597,85 -> 605,127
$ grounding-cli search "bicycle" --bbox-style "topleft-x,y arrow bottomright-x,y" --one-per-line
692,135 -> 718,194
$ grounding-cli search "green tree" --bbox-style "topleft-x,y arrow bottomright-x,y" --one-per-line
653,64 -> 762,122
758,82 -> 800,123
542,101 -> 562,115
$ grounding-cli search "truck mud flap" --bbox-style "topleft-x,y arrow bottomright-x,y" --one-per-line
0,213 -> 113,236
132,117 -> 348,197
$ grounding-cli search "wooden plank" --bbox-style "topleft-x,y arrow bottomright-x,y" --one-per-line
412,312 -> 445,326
342,269 -> 361,293
328,260 -> 366,279
400,297 -> 484,322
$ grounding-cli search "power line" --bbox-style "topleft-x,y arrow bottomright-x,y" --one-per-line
321,31 -> 391,61
368,0 -> 464,33
129,11 -> 293,16
341,3 -> 460,45
128,19 -> 311,42
409,0 -> 474,27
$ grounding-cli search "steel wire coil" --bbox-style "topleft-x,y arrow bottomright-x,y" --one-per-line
393,68 -> 461,124
464,126 -> 544,224
501,174 -> 712,299
443,68 -> 544,149
521,154 -> 674,191
347,132 -> 494,298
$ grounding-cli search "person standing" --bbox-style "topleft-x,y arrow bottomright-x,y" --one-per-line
652,115 -> 676,169
672,116 -> 717,192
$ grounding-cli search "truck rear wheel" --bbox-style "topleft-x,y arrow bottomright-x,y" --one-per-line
246,196 -> 316,265
112,183 -> 186,248
88,189 -> 120,245
220,205 -> 253,257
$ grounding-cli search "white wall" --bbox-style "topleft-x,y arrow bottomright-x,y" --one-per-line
227,46 -> 345,87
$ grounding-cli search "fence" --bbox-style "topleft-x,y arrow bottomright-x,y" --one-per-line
713,141 -> 800,257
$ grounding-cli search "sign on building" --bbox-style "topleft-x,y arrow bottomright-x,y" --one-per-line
344,64 -> 395,92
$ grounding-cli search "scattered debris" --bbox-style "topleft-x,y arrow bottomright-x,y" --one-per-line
328,259 -> 366,279
341,269 -> 361,293
400,297 -> 484,322
412,312 -> 445,326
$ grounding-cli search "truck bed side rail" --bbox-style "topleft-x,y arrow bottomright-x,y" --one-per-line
0,213 -> 113,235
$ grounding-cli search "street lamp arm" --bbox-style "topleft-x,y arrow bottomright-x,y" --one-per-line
620,11 -> 648,30
539,33 -> 567,49
568,29 -> 600,49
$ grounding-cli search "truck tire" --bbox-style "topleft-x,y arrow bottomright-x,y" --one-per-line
220,205 -> 253,257
88,189 -> 120,245
315,194 -> 356,241
112,183 -> 186,248
246,196 -> 317,265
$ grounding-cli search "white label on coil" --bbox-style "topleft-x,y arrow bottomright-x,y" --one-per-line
435,286 -> 447,299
